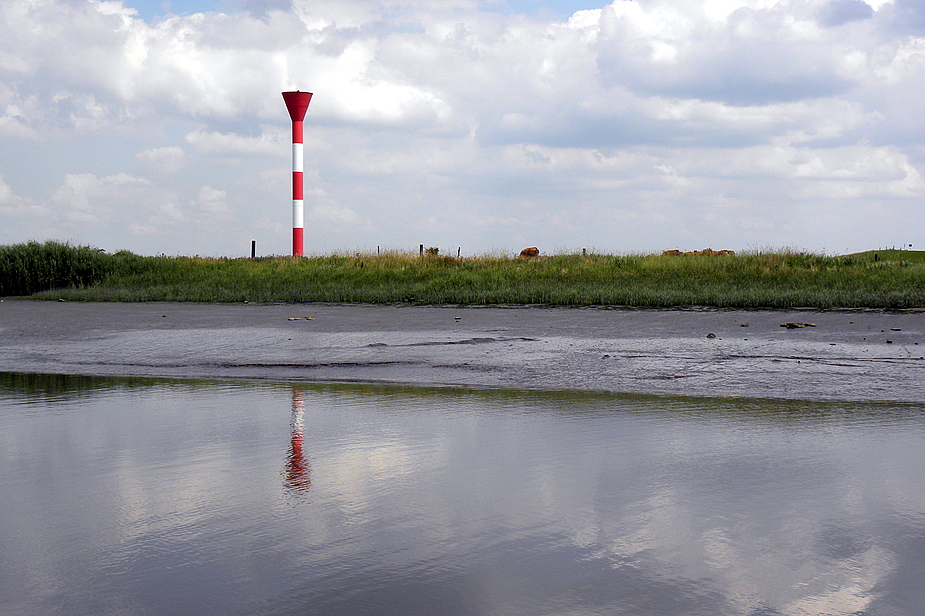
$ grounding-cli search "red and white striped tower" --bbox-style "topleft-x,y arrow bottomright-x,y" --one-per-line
282,90 -> 313,256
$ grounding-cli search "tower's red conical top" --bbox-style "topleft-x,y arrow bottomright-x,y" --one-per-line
282,91 -> 313,121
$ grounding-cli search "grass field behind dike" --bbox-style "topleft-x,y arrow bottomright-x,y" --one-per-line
2,240 -> 925,309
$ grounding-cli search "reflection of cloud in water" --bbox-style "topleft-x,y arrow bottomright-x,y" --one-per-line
284,389 -> 310,494
551,481 -> 894,615
326,442 -> 428,525
399,412 -> 900,616
783,545 -> 893,615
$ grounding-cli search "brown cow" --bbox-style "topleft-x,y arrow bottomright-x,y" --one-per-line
692,249 -> 735,256
675,248 -> 735,256
519,247 -> 540,258
662,250 -> 682,256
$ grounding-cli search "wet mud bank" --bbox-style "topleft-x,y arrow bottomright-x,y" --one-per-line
1,301 -> 924,402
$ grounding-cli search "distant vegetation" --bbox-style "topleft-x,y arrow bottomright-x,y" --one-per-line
847,249 -> 925,265
0,241 -> 121,296
2,240 -> 925,309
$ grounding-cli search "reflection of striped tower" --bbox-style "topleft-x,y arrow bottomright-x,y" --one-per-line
282,91 -> 313,256
285,388 -> 311,493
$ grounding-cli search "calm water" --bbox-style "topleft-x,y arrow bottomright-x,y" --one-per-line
3,372 -> 925,616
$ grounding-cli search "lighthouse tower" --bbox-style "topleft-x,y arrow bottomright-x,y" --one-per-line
282,90 -> 313,256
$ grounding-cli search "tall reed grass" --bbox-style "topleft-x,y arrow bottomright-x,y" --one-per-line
3,242 -> 925,308
0,241 -> 124,296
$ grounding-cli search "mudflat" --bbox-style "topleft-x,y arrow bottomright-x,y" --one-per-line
1,300 -> 923,402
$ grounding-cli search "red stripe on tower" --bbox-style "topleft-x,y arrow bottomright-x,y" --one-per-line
282,91 -> 313,256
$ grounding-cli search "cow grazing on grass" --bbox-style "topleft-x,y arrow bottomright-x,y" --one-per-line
663,248 -> 735,257
519,247 -> 540,258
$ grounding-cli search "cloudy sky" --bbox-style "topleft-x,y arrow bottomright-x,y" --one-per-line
1,0 -> 923,257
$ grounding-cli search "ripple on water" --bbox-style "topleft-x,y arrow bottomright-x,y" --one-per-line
2,376 -> 925,615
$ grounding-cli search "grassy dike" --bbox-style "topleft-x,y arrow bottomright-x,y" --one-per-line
2,240 -> 925,308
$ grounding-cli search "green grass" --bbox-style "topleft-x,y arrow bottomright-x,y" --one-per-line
3,241 -> 925,308
847,249 -> 925,265
0,241 -> 121,296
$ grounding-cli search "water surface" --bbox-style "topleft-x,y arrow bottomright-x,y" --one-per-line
3,373 -> 925,615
